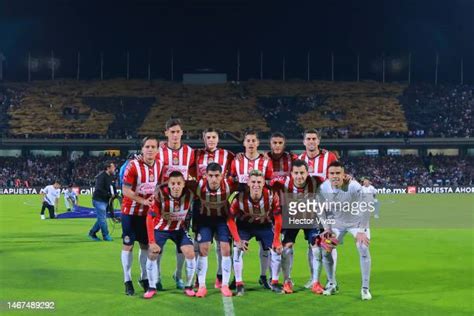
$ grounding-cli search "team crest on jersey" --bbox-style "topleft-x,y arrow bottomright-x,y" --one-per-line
149,174 -> 155,182
208,157 -> 214,163
308,166 -> 314,173
172,157 -> 180,165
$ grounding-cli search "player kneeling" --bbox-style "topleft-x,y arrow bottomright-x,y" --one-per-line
320,161 -> 372,300
227,170 -> 283,296
144,171 -> 197,299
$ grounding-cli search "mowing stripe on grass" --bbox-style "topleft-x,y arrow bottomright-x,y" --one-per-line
222,295 -> 235,316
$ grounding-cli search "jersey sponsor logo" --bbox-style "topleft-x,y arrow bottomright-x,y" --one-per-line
136,183 -> 156,195
198,165 -> 207,176
202,200 -> 226,209
238,174 -> 249,183
162,211 -> 187,221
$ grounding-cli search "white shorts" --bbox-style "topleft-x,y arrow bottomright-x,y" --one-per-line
332,227 -> 371,245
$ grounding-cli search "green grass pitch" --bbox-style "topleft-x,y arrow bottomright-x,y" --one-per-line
0,194 -> 473,315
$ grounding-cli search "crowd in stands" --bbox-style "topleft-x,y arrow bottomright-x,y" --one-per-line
0,154 -> 472,189
401,84 -> 473,138
342,154 -> 473,188
0,155 -> 124,188
0,80 -> 471,140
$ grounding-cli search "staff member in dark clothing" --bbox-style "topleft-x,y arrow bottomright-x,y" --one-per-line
88,161 -> 116,241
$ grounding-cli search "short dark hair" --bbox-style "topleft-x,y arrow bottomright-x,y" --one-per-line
206,162 -> 222,173
168,171 -> 185,180
304,129 -> 321,139
270,132 -> 286,140
141,136 -> 159,147
244,129 -> 259,140
103,161 -> 114,171
203,128 -> 219,136
328,160 -> 344,170
165,118 -> 182,130
291,159 -> 309,171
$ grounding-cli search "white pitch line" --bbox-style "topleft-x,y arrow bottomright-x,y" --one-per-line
222,295 -> 235,316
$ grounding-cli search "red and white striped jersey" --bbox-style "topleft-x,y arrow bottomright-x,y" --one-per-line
230,153 -> 273,184
147,184 -> 194,231
298,149 -> 337,180
157,143 -> 195,182
267,151 -> 297,181
271,176 -> 322,207
121,159 -> 163,216
229,187 -> 281,224
271,176 -> 321,196
195,178 -> 238,217
195,148 -> 234,179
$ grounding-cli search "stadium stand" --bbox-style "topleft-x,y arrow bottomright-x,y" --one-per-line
400,84 -> 473,137
0,80 -> 472,139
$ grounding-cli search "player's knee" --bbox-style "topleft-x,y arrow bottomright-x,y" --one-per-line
181,245 -> 195,259
199,243 -> 210,257
148,252 -> 159,261
219,242 -> 231,256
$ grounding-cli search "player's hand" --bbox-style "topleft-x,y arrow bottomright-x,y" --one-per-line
135,154 -> 144,162
235,240 -> 249,252
142,196 -> 154,207
356,232 -> 370,247
272,241 -> 283,254
236,152 -> 244,160
149,243 -> 161,254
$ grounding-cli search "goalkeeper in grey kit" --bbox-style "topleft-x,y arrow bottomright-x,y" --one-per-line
319,161 -> 373,300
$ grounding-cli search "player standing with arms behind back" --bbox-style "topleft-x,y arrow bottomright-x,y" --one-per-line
120,137 -> 162,296
298,129 -> 337,288
156,118 -> 196,289
231,130 -> 274,289
194,128 -> 234,289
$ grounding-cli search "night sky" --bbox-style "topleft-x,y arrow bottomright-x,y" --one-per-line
1,0 -> 473,82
